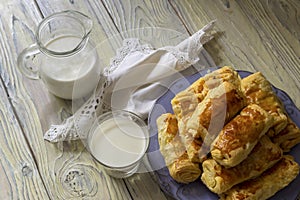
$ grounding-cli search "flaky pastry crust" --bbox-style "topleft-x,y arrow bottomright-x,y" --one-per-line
157,113 -> 201,184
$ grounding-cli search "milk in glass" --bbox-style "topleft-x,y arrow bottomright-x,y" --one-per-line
89,117 -> 148,168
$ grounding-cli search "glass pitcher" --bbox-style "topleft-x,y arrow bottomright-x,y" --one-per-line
17,10 -> 101,99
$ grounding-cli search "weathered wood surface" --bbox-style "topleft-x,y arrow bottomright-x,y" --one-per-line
0,0 -> 299,199
170,0 -> 300,108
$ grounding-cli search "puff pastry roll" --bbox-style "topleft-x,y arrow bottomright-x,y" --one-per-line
210,104 -> 274,167
172,67 -> 242,163
183,81 -> 245,162
157,113 -> 201,184
220,155 -> 299,200
186,81 -> 246,140
272,117 -> 300,152
173,117 -> 206,163
171,66 -> 241,122
241,72 -> 287,136
201,136 -> 282,194
185,138 -> 207,163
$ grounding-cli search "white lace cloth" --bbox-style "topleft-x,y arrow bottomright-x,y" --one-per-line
44,21 -> 216,142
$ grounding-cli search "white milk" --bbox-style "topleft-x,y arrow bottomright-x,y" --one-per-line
89,117 -> 148,168
39,35 -> 100,99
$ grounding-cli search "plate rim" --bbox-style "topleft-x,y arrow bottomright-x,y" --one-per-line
147,68 -> 300,200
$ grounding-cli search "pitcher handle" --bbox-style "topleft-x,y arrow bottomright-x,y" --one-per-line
17,44 -> 41,79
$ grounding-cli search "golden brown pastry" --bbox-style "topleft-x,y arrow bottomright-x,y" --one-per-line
186,81 -> 246,140
157,113 -> 201,184
184,81 -> 246,162
176,113 -> 207,163
171,66 -> 243,163
210,104 -> 274,167
272,117 -> 300,152
171,66 -> 241,122
201,136 -> 282,194
193,66 -> 241,91
220,155 -> 300,200
171,89 -> 202,124
186,138 -> 207,163
241,72 -> 288,136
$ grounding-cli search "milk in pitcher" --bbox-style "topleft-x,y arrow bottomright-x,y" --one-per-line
40,35 -> 100,99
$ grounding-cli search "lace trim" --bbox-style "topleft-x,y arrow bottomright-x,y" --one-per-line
161,20 -> 216,70
104,38 -> 153,75
43,21 -> 216,142
44,38 -> 154,142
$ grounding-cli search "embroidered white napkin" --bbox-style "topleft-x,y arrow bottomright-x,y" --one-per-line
44,21 -> 216,142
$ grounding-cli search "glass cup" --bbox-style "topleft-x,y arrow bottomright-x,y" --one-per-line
17,10 -> 101,99
87,110 -> 149,178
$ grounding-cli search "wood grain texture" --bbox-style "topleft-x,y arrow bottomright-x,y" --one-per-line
0,85 -> 49,200
32,0 -> 206,199
1,0 -> 299,199
235,0 -> 300,104
35,0 -> 121,68
10,0 -> 171,199
170,0 -> 300,109
0,1 -> 54,199
0,3 -> 49,198
102,0 -> 187,32
1,0 -> 131,199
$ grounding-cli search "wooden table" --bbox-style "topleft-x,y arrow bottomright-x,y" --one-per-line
0,0 -> 299,199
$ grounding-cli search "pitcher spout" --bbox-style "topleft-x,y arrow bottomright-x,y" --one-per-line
67,10 -> 93,37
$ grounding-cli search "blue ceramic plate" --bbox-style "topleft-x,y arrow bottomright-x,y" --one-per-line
147,68 -> 300,200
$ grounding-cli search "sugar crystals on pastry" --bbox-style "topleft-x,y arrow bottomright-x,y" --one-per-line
171,66 -> 241,123
187,81 -> 246,139
220,155 -> 299,200
241,72 -> 288,136
185,81 -> 246,161
171,66 -> 244,163
201,135 -> 282,194
210,104 -> 274,167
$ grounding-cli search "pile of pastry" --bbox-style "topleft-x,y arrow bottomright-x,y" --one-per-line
156,66 -> 300,200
